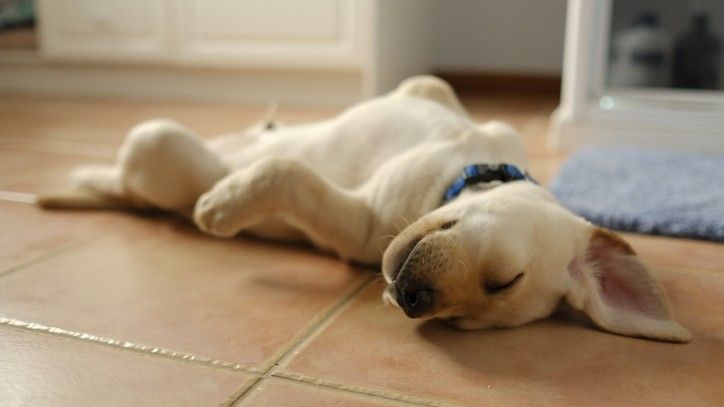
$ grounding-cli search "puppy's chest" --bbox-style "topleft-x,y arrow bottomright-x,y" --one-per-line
301,128 -> 473,188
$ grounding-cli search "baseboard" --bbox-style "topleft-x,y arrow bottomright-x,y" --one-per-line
0,55 -> 563,105
0,52 -> 365,107
436,71 -> 561,94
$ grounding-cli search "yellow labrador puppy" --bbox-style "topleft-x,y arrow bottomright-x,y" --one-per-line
39,76 -> 690,343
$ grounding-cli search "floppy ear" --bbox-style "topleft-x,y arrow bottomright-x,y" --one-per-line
565,228 -> 691,342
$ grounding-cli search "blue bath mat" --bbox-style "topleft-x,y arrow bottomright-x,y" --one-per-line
550,147 -> 724,242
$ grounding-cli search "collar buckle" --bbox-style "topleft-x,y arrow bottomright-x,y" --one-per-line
443,163 -> 536,204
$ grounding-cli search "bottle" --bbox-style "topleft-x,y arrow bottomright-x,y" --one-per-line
672,12 -> 722,89
609,11 -> 671,88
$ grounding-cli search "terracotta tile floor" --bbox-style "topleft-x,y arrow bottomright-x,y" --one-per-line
1,92 -> 722,406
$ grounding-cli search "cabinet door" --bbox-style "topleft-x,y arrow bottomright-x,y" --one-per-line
177,0 -> 368,69
37,0 -> 170,62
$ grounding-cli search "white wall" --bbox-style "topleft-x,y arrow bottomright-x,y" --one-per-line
433,0 -> 567,75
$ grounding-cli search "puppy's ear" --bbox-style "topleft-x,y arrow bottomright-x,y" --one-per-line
565,227 -> 691,342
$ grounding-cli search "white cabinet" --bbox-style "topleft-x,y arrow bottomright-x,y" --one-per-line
177,0 -> 366,69
21,0 -> 432,105
37,0 -> 367,69
37,0 -> 171,62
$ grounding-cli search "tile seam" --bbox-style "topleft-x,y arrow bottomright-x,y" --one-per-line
258,274 -> 376,373
270,374 -> 434,407
249,272 -> 469,407
272,372 -> 462,407
218,376 -> 263,407
223,276 -> 382,405
0,234 -> 99,279
0,317 -> 259,375
235,274 -> 466,407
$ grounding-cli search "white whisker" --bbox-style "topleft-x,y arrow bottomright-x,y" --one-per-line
459,258 -> 469,286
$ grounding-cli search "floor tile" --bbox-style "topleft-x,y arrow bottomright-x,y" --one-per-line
0,325 -> 253,406
235,378 -> 408,407
279,276 -> 724,406
0,201 -> 121,274
0,216 -> 370,370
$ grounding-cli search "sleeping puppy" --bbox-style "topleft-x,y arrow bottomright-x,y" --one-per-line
38,76 -> 691,343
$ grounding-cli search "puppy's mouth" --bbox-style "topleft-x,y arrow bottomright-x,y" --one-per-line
389,235 -> 423,282
386,219 -> 457,283
383,284 -> 401,307
386,238 -> 436,318
385,237 -> 428,318
385,220 -> 457,319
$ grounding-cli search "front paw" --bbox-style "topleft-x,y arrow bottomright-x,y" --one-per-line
193,191 -> 238,238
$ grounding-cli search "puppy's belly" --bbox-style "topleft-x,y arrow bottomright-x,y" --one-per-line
245,216 -> 307,242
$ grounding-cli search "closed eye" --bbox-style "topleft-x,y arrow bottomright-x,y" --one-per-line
484,272 -> 524,295
438,220 -> 457,230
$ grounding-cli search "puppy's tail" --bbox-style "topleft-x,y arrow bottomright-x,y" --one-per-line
37,164 -> 144,211
37,189 -> 136,210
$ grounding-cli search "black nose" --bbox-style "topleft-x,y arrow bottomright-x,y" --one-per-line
396,281 -> 434,318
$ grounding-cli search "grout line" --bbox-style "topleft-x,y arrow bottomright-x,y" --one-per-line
0,317 -> 260,375
0,234 -> 99,279
226,276 -> 462,407
0,195 -> 121,279
271,374 -> 436,406
265,275 -> 375,373
272,372 -> 461,407
224,275 -> 376,406
218,376 -> 263,407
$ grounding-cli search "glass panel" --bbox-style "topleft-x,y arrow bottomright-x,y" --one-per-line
606,0 -> 723,91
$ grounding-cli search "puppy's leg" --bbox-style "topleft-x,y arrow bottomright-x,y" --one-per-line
194,158 -> 381,263
118,119 -> 228,215
39,119 -> 228,214
393,75 -> 468,116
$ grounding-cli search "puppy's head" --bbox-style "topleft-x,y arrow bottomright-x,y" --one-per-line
382,182 -> 690,342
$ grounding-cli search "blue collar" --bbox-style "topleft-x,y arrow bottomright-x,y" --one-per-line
443,163 -> 537,203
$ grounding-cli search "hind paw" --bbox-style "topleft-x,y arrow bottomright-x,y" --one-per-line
193,191 -> 239,238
